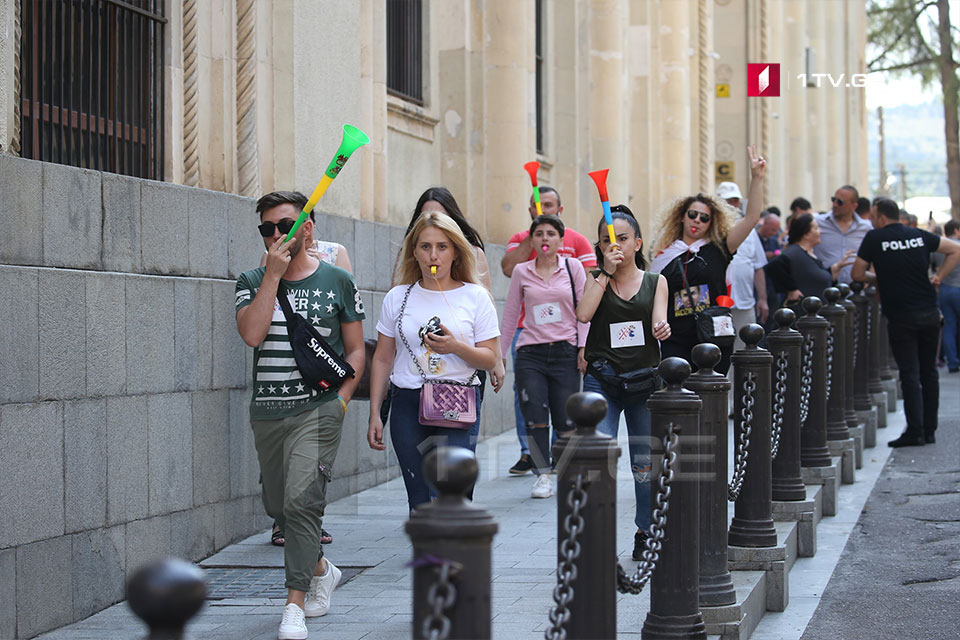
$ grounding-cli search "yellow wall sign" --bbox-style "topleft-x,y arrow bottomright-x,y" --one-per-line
716,83 -> 730,98
716,162 -> 734,183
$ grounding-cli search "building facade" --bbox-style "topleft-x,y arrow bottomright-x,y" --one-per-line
1,0 -> 868,243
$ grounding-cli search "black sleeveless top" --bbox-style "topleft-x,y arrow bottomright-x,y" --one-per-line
584,270 -> 661,373
659,243 -> 732,340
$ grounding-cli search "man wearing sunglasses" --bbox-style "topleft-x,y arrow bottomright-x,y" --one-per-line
814,185 -> 872,284
235,191 -> 367,640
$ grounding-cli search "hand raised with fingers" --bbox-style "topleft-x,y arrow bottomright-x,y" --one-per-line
748,144 -> 767,180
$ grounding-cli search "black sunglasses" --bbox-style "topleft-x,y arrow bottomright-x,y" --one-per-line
686,210 -> 712,224
258,218 -> 297,237
832,197 -> 846,205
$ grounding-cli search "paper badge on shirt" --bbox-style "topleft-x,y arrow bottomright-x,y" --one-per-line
533,302 -> 563,325
610,321 -> 645,349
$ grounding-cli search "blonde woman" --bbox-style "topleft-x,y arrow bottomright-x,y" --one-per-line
367,212 -> 500,511
650,146 -> 767,374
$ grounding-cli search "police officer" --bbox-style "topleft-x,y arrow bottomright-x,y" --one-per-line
852,198 -> 960,447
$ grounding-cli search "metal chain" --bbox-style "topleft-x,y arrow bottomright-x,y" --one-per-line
852,308 -> 859,370
825,323 -> 835,402
771,353 -> 788,459
800,335 -> 813,425
423,561 -> 459,640
728,372 -> 756,501
545,473 -> 588,640
616,422 -> 680,595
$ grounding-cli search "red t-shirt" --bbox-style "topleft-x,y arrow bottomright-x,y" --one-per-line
505,227 -> 598,329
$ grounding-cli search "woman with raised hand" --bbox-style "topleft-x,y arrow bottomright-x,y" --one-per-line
650,145 -> 767,374
367,211 -> 500,511
577,205 -> 670,561
500,214 -> 589,499
765,212 -> 855,309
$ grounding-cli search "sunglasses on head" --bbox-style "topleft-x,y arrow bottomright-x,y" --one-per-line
686,210 -> 712,224
258,218 -> 297,237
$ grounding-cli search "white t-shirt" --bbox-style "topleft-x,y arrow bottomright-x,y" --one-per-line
376,282 -> 501,389
726,229 -> 768,310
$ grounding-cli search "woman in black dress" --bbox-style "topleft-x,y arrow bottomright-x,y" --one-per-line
649,145 -> 767,374
765,213 -> 855,307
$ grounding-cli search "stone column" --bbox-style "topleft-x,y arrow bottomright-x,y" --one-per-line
824,3 -> 845,186
659,0 -> 692,197
783,1 -> 809,207
358,0 -> 387,220
589,0 -> 626,203
628,0 -> 662,232
483,0 -> 534,241
807,4 -> 828,209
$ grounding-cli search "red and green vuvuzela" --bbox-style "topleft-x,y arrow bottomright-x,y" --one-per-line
524,161 -> 543,216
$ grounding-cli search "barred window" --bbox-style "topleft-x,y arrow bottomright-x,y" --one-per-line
386,0 -> 423,105
19,0 -> 166,180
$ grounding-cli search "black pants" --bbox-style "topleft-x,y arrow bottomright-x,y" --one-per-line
886,308 -> 941,438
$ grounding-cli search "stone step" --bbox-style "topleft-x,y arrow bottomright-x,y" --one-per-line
702,570 -> 767,640
728,520 -> 798,613
801,456 -> 842,516
773,484 -> 823,558
827,438 -> 856,484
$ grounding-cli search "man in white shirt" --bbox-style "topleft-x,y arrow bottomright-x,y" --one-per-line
727,228 -> 769,349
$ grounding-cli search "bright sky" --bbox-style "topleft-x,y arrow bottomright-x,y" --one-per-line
866,72 -> 938,108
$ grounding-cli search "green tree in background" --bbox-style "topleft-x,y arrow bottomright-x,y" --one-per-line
869,0 -> 960,220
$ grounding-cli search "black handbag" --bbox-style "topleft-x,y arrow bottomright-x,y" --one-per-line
588,361 -> 659,396
276,283 -> 355,392
681,257 -> 736,349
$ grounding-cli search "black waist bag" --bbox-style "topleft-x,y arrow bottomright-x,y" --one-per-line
276,283 -> 355,392
589,362 -> 660,396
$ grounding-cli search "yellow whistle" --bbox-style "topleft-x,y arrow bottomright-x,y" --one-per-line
431,266 -> 438,276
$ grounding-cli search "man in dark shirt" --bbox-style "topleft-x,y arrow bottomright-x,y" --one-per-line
852,198 -> 960,447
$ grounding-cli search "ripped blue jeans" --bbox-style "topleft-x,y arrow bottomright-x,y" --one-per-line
388,386 -> 479,511
582,361 -> 653,531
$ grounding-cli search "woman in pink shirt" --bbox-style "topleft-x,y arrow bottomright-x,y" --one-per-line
501,215 -> 589,499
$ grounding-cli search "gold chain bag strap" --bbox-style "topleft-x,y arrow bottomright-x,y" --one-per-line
396,283 -> 478,428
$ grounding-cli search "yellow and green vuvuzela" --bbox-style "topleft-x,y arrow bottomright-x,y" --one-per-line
284,124 -> 371,243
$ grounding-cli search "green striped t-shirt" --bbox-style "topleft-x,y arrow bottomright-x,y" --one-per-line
235,263 -> 365,421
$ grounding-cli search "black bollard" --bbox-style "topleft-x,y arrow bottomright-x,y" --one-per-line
406,447 -> 498,640
127,558 -> 207,640
851,282 -> 873,414
550,392 -> 620,640
878,312 -> 894,381
796,297 -> 832,467
767,308 -> 806,502
686,344 -> 736,607
642,357 -> 706,640
866,286 -> 884,397
727,324 -> 777,548
821,287 -> 850,441
837,284 -> 859,431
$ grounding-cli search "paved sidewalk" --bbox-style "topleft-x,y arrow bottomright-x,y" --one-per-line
39,395 -> 915,640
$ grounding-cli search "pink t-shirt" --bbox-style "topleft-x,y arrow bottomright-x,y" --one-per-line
500,257 -> 590,358
506,227 -> 597,328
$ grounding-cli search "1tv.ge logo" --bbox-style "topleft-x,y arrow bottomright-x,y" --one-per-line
747,63 -> 780,97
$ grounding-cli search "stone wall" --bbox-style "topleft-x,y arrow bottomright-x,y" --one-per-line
0,155 -> 515,639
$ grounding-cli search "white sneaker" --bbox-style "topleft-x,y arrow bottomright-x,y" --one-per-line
278,603 -> 308,640
531,474 -> 554,499
304,559 -> 342,617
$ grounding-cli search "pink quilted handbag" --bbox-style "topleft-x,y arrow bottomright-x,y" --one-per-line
419,382 -> 477,428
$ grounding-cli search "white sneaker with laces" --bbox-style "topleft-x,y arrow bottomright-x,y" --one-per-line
278,603 -> 308,640
304,559 -> 342,617
531,473 -> 554,499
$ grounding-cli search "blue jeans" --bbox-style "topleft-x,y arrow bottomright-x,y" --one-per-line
583,362 -> 653,530
940,284 -> 960,369
388,386 -> 480,511
511,328 -> 529,454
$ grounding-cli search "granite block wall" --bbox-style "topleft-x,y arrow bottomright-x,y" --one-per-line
0,155 -> 515,638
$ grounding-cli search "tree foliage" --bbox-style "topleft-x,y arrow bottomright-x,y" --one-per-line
867,0 -> 953,84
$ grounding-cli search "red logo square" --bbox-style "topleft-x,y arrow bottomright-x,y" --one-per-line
747,63 -> 780,97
